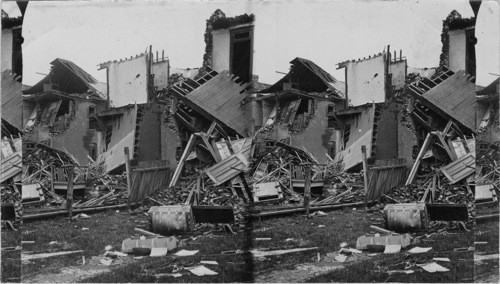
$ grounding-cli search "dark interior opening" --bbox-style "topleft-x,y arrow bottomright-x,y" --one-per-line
343,124 -> 351,148
56,100 -> 70,117
231,30 -> 252,83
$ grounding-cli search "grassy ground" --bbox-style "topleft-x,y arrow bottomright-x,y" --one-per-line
307,228 -> 475,282
21,209 -> 149,279
21,208 -> 250,283
1,228 -> 21,283
252,206 -> 382,275
18,203 -> 497,282
474,207 -> 499,282
252,205 -> 477,283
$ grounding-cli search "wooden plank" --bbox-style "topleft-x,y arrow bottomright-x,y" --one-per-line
66,168 -> 74,218
124,147 -> 132,211
205,153 -> 249,185
405,133 -> 432,185
303,165 -> 312,216
169,134 -> 196,187
361,145 -> 369,195
435,132 -> 457,161
441,152 -> 475,184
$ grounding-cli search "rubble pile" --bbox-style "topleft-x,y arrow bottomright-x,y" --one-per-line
21,144 -> 129,210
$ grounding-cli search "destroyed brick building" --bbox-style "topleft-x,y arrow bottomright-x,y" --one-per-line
2,6 -> 499,281
331,49 -> 416,171
249,57 -> 345,164
22,58 -> 108,165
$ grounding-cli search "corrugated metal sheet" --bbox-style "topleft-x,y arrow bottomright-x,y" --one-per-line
1,70 -> 23,130
205,153 -> 249,185
441,152 -> 475,184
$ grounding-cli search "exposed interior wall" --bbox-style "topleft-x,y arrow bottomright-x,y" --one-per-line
105,106 -> 137,150
152,60 -> 169,89
96,105 -> 137,172
343,105 -> 376,148
212,29 -> 231,72
1,29 -> 13,72
448,29 -> 467,72
346,55 -> 386,107
390,60 -> 407,90
256,99 -> 337,164
288,100 -> 335,164
107,55 -> 148,108
25,100 -> 97,164
136,104 -> 162,162
334,105 -> 375,170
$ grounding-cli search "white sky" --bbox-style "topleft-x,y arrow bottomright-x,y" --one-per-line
15,0 -> 499,87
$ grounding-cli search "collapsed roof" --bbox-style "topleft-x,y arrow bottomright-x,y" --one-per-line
259,57 -> 343,97
408,68 -> 476,131
23,58 -> 107,99
171,68 -> 251,137
1,70 -> 23,131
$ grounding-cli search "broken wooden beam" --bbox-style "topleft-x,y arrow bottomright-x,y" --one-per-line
21,250 -> 84,261
406,132 -> 432,185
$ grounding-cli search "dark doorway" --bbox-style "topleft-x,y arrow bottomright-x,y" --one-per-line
230,27 -> 252,83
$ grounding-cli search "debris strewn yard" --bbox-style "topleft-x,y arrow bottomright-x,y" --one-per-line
1,3 -> 499,283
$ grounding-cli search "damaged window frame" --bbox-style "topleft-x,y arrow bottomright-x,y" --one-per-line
229,26 -> 253,83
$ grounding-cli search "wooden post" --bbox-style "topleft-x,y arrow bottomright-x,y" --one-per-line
124,147 -> 132,211
431,175 -> 436,203
50,167 -> 55,193
169,134 -> 196,187
406,132 -> 433,185
66,167 -> 74,218
195,175 -> 201,205
361,146 -> 369,195
303,165 -> 312,216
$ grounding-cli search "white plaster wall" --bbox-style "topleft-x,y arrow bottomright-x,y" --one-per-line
448,29 -> 467,73
212,29 -> 230,72
346,55 -> 386,107
152,60 -> 169,89
1,29 -> 13,72
336,129 -> 372,170
108,55 -> 148,108
390,60 -> 406,90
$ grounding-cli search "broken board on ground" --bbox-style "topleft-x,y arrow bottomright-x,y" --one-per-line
253,181 -> 283,203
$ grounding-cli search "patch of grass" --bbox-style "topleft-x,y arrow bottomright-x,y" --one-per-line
80,252 -> 248,283
474,216 -> 499,282
21,209 -> 150,278
307,228 -> 475,282
1,229 -> 21,282
22,209 -> 251,283
252,206 -> 379,274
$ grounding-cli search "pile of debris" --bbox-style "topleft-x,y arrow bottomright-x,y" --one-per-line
22,143 -> 129,213
1,135 -> 23,227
